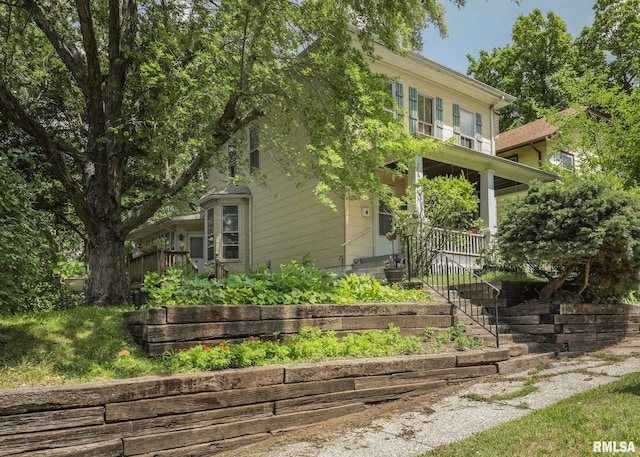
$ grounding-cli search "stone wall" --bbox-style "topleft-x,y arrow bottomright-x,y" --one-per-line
0,348 -> 510,456
498,302 -> 640,352
124,303 -> 454,356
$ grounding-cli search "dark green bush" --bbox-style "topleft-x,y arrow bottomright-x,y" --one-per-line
498,176 -> 640,302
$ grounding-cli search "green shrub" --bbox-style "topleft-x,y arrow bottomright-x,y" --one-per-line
498,176 -> 640,302
142,261 -> 430,307
424,323 -> 486,352
162,324 -> 423,372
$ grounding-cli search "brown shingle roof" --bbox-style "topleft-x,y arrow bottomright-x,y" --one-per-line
495,117 -> 558,152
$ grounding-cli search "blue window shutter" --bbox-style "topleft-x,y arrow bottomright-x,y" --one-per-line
453,103 -> 461,144
395,82 -> 404,109
435,97 -> 443,139
475,112 -> 483,151
395,82 -> 404,121
409,87 -> 418,133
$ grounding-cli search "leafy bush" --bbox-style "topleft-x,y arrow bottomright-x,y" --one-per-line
498,176 -> 640,302
0,153 -> 62,313
162,324 -> 422,372
142,261 -> 430,307
424,323 -> 486,352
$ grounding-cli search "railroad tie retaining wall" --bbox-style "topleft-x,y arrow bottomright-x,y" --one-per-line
499,302 -> 640,352
123,303 -> 454,356
0,348 -> 509,456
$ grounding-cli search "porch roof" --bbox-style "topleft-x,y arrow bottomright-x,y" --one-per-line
422,143 -> 557,186
127,211 -> 204,241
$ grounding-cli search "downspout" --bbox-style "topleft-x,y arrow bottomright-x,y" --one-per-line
248,198 -> 253,269
343,200 -> 347,268
530,142 -> 544,167
490,105 -> 496,156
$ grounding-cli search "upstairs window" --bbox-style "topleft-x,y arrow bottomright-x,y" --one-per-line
453,104 -> 482,151
417,93 -> 434,136
249,127 -> 260,172
459,108 -> 475,149
549,151 -> 574,171
228,142 -> 237,178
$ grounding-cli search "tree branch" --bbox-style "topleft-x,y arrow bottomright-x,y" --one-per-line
75,0 -> 106,160
0,81 -> 93,226
21,0 -> 89,98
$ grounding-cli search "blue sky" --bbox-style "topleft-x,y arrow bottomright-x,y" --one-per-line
420,0 -> 596,74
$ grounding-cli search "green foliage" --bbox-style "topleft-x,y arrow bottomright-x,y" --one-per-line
163,324 -> 422,372
0,307 -> 159,387
579,0 -> 640,92
498,176 -> 640,302
394,175 -> 481,234
0,152 -> 62,313
467,9 -> 606,130
53,259 -> 88,279
480,270 -> 546,283
424,323 -> 486,352
0,0 -> 463,306
142,261 -> 430,307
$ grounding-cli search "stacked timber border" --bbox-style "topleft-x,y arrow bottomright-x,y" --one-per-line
123,303 -> 455,356
497,302 -> 640,353
0,348 -> 512,456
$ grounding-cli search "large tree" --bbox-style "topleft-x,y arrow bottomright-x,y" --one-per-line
0,0 -> 463,306
577,0 -> 640,92
467,8 -> 605,130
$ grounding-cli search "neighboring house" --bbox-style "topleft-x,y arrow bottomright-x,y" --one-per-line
198,44 -> 557,276
495,112 -> 575,221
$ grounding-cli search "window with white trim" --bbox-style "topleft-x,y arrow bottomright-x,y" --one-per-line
459,108 -> 475,149
549,151 -> 574,171
206,207 -> 215,261
222,205 -> 240,260
417,93 -> 434,136
228,142 -> 237,178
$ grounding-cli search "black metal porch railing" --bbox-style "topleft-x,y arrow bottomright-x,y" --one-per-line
404,235 -> 501,347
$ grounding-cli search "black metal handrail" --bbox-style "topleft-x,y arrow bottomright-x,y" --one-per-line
404,235 -> 501,347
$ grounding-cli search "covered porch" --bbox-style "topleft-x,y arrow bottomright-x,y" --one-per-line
409,142 -> 557,233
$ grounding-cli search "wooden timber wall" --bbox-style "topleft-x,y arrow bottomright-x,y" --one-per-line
499,302 -> 640,352
0,348 -> 511,456
123,303 -> 454,356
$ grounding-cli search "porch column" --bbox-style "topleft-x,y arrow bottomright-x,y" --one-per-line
480,169 -> 497,234
408,155 -> 424,217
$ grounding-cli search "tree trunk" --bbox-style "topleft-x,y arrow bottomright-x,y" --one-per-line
86,227 -> 129,307
538,262 -> 578,302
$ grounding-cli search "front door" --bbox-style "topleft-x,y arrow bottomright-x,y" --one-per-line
188,234 -> 205,275
374,189 -> 397,257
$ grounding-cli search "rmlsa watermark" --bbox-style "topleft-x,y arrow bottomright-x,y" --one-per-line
593,441 -> 636,453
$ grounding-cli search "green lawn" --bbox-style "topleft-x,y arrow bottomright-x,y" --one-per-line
0,306 -> 485,389
0,307 -> 162,388
422,371 -> 640,457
